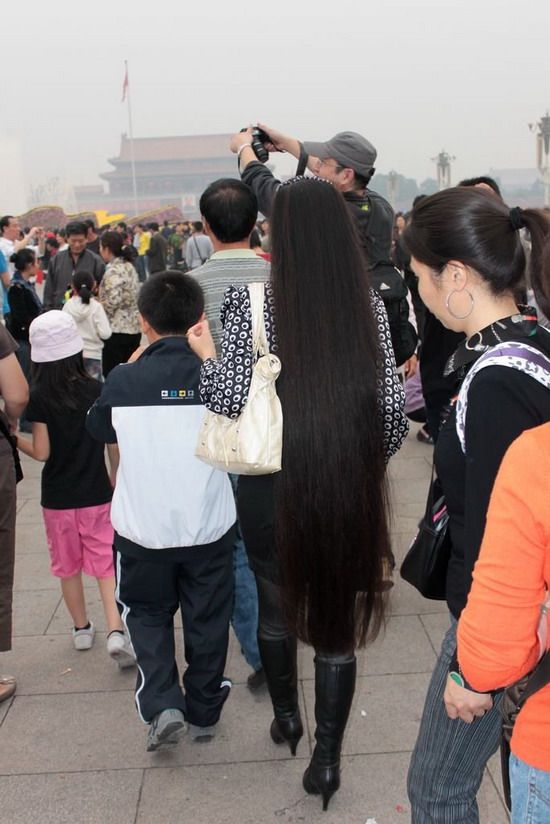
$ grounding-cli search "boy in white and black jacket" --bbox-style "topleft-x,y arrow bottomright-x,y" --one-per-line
87,271 -> 236,751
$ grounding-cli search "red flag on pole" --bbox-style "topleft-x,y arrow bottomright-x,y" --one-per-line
121,63 -> 129,102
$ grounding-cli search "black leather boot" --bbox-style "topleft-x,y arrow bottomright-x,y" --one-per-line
258,635 -> 303,756
302,654 -> 357,811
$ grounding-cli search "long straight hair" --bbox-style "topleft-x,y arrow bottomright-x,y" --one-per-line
271,178 -> 390,653
31,352 -> 93,414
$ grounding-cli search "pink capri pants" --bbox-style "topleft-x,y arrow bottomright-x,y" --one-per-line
42,503 -> 114,579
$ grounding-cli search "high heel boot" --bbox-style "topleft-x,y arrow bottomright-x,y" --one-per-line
257,635 -> 303,756
302,654 -> 357,811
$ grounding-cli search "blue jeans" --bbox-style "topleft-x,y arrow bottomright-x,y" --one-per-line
229,474 -> 261,672
232,539 -> 261,671
510,754 -> 550,823
136,256 -> 148,283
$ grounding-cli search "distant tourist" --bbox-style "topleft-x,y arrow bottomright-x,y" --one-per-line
44,221 -> 105,310
98,231 -> 140,376
184,221 -> 213,270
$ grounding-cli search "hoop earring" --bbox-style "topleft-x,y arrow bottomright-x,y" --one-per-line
445,289 -> 475,320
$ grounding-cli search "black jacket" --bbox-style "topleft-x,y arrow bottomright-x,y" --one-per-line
45,249 -> 105,310
146,233 -> 168,274
241,161 -> 394,266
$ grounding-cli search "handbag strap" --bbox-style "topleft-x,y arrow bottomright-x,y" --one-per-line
516,650 -> 550,710
423,459 -> 438,514
192,236 -> 206,265
456,343 -> 550,453
248,282 -> 269,359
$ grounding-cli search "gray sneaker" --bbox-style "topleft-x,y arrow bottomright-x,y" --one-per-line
188,723 -> 218,742
146,709 -> 186,752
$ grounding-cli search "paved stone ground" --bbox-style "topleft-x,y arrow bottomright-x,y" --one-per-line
0,423 -> 510,824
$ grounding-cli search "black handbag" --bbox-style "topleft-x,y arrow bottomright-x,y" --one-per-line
400,464 -> 451,599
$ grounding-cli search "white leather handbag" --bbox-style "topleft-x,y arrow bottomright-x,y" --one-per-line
195,282 -> 282,475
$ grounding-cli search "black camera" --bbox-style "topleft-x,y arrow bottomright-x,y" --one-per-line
240,127 -> 269,164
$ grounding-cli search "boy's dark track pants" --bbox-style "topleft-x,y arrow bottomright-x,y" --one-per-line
115,531 -> 234,728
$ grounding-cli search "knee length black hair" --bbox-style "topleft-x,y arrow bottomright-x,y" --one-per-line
271,178 -> 390,653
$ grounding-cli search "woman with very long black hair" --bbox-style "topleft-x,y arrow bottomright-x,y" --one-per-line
188,176 -> 408,810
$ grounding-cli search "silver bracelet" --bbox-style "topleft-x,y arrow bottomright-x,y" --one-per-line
237,143 -> 253,159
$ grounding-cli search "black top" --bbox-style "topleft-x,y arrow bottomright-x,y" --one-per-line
436,316 -> 550,618
240,161 -> 394,265
26,380 -> 113,509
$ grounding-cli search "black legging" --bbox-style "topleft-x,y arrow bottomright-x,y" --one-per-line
255,574 -> 354,664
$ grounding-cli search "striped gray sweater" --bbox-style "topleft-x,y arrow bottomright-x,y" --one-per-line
192,251 -> 270,353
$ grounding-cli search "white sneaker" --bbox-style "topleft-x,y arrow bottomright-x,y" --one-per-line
106,631 -> 136,669
72,622 -> 95,651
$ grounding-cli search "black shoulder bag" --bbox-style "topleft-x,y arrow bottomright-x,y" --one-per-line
400,462 -> 451,600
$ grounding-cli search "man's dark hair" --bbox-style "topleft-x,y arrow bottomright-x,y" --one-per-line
148,222 -> 159,232
200,179 -> 258,243
249,228 -> 262,248
0,215 -> 14,235
192,221 -> 204,232
117,221 -> 127,231
83,219 -> 97,232
458,176 -> 502,198
65,221 -> 88,237
46,237 -> 59,249
138,270 -> 204,335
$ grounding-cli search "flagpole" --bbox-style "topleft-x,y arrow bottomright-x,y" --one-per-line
124,60 -> 139,216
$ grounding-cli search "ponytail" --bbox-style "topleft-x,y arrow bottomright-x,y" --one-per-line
72,270 -> 95,305
536,230 -> 550,319
120,244 -> 135,264
521,209 -> 550,318
78,284 -> 92,304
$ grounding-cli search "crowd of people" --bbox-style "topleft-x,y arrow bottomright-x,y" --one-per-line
0,122 -> 549,822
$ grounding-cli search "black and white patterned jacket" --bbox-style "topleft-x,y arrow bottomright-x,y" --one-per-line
199,284 -> 409,461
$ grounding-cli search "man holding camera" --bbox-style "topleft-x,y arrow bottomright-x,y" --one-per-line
230,125 -> 418,373
230,125 -> 393,266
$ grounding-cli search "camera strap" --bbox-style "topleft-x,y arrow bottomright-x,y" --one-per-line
295,142 -> 308,177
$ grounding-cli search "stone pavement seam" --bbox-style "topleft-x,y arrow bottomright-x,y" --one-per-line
131,770 -> 146,824
42,594 -> 63,635
0,697 -> 14,731
419,613 -> 443,657
298,679 -> 313,754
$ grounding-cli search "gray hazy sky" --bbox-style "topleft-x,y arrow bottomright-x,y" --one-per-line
2,0 -> 549,209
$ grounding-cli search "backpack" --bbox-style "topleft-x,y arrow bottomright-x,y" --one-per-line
369,262 -> 418,367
